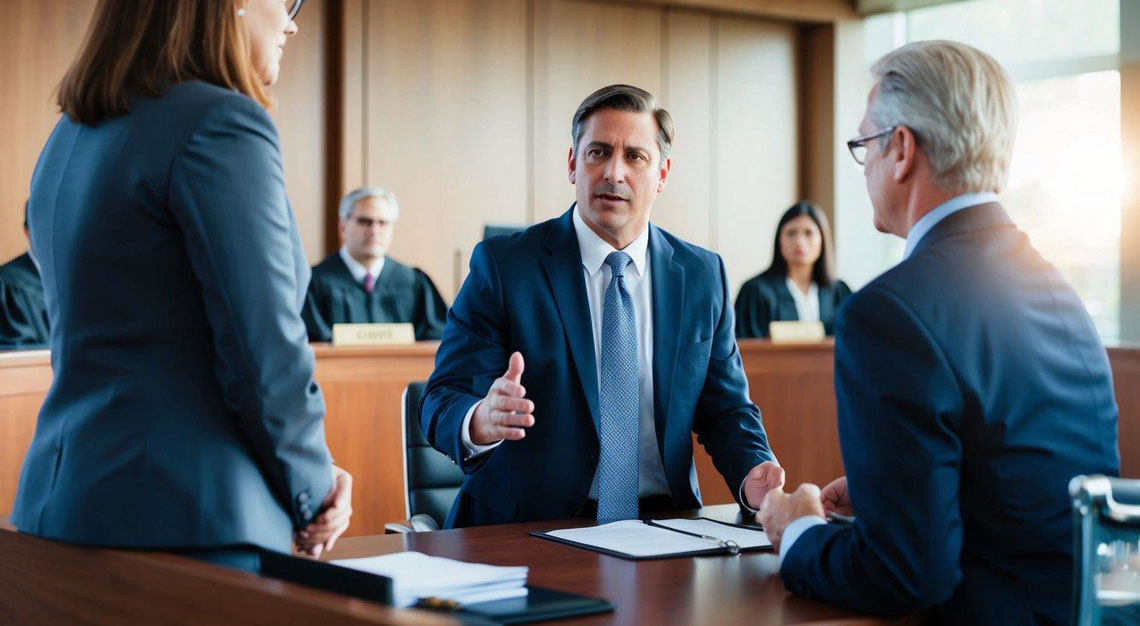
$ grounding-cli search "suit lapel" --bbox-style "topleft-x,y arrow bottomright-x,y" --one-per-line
774,278 -> 799,321
540,209 -> 601,432
818,283 -> 834,327
650,226 -> 684,452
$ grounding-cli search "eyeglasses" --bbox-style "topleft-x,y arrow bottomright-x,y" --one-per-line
846,126 -> 897,165
287,0 -> 305,20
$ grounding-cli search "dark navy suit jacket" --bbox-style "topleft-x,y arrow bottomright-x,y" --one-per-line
780,204 -> 1120,624
421,208 -> 776,527
12,82 -> 333,553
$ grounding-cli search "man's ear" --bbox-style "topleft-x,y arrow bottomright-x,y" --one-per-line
337,219 -> 347,244
567,146 -> 577,185
656,156 -> 671,194
892,126 -> 919,184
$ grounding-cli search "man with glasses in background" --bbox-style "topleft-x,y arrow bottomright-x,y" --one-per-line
759,40 -> 1120,624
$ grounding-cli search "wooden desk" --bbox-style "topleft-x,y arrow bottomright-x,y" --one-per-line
0,505 -> 912,625
324,504 -> 914,625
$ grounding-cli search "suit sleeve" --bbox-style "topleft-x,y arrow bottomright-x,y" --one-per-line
780,285 -> 964,615
694,256 -> 776,503
420,242 -> 510,472
168,95 -> 333,529
734,279 -> 772,339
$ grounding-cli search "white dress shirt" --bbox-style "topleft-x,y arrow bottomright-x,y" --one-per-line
338,246 -> 385,286
784,277 -> 820,322
779,191 -> 1000,565
461,206 -> 672,498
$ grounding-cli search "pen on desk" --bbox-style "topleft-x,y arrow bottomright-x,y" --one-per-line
644,520 -> 741,555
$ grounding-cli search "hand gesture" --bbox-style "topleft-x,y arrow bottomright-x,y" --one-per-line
470,352 -> 535,445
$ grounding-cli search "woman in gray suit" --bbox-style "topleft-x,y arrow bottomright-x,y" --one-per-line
12,0 -> 351,570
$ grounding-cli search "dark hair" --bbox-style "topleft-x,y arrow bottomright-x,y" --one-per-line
58,0 -> 271,126
760,201 -> 837,287
571,84 -> 674,161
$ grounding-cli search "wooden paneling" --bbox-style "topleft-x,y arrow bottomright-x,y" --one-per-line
272,0 -> 331,265
361,0 -> 529,300
0,0 -> 96,264
713,15 -> 799,294
797,22 -> 836,222
531,0 -> 665,223
5,343 -> 1139,541
628,0 -> 858,23
655,10 -> 714,247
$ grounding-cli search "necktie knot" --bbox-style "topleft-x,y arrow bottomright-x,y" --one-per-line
363,272 -> 375,293
605,251 -> 633,278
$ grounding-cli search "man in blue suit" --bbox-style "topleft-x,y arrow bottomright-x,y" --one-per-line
758,42 -> 1120,624
421,84 -> 785,527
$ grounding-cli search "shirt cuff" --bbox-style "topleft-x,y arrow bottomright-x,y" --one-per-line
738,477 -> 757,513
460,400 -> 503,459
778,515 -> 827,564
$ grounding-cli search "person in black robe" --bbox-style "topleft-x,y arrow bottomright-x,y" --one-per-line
303,187 -> 447,341
1,207 -> 49,349
735,202 -> 851,338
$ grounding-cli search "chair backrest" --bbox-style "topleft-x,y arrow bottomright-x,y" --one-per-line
1069,475 -> 1140,625
401,382 -> 464,528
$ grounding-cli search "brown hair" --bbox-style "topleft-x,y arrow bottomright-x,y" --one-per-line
58,0 -> 271,126
571,84 -> 674,161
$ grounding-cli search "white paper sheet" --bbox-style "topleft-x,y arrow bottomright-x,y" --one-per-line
332,551 -> 528,608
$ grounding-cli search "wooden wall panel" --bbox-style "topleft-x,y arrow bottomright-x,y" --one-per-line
713,15 -> 799,296
531,0 -> 664,223
0,0 -> 96,264
272,0 -> 330,265
655,10 -> 714,247
362,0 -> 529,300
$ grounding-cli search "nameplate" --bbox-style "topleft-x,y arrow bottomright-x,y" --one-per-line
768,321 -> 825,344
332,323 -> 415,346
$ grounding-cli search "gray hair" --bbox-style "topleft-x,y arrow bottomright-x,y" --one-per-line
571,84 -> 674,161
869,40 -> 1018,193
338,186 -> 400,222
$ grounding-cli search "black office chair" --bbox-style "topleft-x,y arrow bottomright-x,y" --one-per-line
385,382 -> 465,533
1070,475 -> 1140,625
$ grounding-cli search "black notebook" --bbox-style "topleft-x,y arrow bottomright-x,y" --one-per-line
531,517 -> 772,560
416,586 -> 615,624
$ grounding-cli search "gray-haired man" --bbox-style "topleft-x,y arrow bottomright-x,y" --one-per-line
303,187 -> 448,341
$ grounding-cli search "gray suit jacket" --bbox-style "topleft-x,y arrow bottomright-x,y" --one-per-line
11,81 -> 333,553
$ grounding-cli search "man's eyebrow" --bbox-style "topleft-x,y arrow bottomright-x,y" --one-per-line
585,141 -> 613,151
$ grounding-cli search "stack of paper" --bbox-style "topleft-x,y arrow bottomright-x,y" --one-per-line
331,551 -> 528,608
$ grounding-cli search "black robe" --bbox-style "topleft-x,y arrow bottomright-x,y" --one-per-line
302,254 -> 448,341
0,252 -> 49,349
733,272 -> 851,339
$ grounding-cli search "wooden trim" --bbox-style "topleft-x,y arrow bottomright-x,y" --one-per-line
620,0 -> 857,22
323,0 -> 346,257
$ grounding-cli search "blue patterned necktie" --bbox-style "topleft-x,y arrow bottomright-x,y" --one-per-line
596,250 -> 640,523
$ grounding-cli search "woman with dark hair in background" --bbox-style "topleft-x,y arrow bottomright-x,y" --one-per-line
735,202 -> 851,339
11,0 -> 351,571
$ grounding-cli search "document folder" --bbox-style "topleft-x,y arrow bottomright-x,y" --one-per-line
530,518 -> 772,560
417,585 -> 615,624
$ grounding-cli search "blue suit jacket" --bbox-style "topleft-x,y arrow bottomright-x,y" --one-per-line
12,82 -> 333,553
781,204 -> 1120,624
421,208 -> 776,527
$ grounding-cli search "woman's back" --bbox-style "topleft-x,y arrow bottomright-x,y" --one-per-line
13,81 -> 332,552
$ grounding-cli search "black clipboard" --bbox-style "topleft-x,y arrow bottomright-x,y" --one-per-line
530,517 -> 773,560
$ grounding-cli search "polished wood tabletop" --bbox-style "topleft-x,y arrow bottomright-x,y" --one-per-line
326,504 -> 918,625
